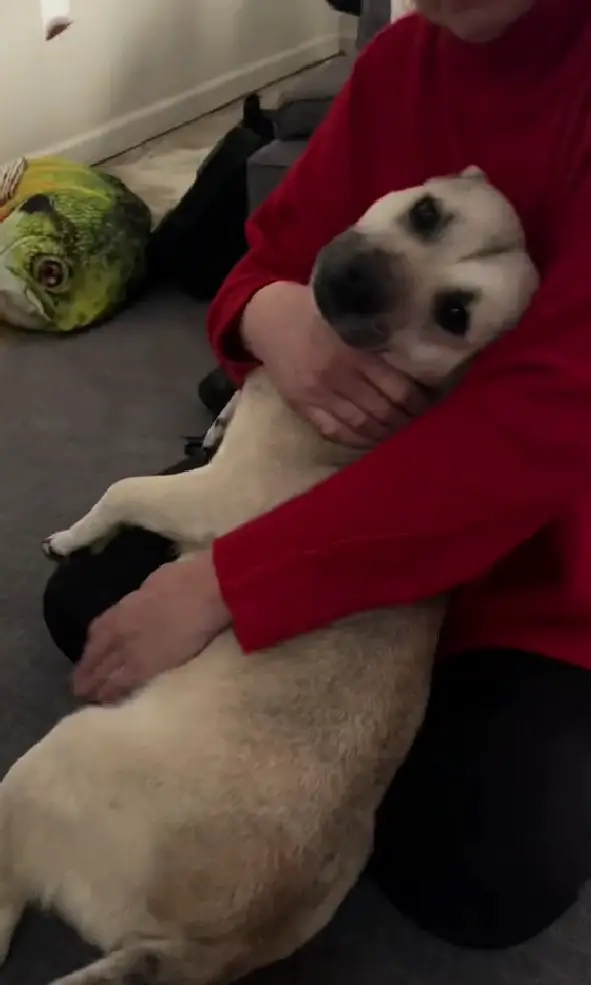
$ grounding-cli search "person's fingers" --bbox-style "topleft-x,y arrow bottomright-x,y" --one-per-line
326,393 -> 390,442
92,662 -> 136,704
72,612 -> 124,693
362,360 -> 433,418
307,406 -> 373,448
72,647 -> 124,699
329,383 -> 395,439
338,374 -> 401,429
74,627 -> 111,685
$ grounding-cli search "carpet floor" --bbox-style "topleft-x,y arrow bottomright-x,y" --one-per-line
0,289 -> 587,984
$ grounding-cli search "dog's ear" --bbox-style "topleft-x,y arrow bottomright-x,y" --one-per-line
461,165 -> 488,182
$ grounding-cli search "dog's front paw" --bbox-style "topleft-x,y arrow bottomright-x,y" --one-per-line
42,529 -> 75,560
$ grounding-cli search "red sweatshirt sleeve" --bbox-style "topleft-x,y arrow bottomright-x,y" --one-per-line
206,44 -> 371,385
213,178 -> 591,652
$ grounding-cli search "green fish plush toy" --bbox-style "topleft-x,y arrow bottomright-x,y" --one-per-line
0,156 -> 152,332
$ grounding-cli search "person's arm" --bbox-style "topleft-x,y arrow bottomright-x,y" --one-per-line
212,177 -> 591,652
207,45 -> 372,385
207,27 -> 427,448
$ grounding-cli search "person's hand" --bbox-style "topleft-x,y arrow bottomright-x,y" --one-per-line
72,552 -> 230,704
242,281 -> 430,447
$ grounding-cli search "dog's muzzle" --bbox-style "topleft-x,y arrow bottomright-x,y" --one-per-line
313,230 -> 401,348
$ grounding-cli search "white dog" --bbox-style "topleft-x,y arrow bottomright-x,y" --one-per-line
0,169 -> 537,985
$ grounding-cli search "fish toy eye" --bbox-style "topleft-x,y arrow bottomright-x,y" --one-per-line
31,256 -> 70,293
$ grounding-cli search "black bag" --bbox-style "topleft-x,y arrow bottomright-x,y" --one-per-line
146,94 -> 275,301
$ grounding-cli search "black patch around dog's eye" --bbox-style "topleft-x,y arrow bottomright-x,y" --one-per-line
408,195 -> 447,239
433,289 -> 475,337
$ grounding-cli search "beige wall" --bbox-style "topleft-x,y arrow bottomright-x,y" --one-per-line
3,0 -> 339,166
339,12 -> 358,51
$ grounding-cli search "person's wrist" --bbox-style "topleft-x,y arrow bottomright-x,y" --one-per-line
185,551 -> 231,627
241,281 -> 314,359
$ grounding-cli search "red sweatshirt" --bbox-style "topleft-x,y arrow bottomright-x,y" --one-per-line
207,0 -> 591,670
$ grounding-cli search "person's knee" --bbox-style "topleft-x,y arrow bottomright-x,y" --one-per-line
43,560 -> 86,663
371,807 -> 586,949
369,650 -> 591,949
43,526 -> 176,663
43,455 -> 208,664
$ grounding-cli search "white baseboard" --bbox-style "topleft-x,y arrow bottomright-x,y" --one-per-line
32,34 -> 340,166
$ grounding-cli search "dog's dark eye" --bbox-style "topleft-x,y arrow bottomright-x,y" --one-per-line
408,195 -> 444,238
433,290 -> 475,337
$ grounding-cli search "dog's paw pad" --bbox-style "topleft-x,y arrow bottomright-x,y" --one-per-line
42,531 -> 72,560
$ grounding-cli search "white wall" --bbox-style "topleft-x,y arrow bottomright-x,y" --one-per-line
2,0 -> 340,166
338,12 -> 358,52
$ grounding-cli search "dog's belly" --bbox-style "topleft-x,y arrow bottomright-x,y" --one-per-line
2,602 -> 440,954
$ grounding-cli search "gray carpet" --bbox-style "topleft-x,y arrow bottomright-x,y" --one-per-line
0,289 -> 588,984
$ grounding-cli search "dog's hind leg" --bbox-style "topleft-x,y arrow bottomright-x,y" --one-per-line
43,468 -> 222,560
0,866 -> 24,967
0,793 -> 27,966
46,938 -> 242,985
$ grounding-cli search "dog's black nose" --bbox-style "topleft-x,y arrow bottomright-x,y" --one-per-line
313,231 -> 395,322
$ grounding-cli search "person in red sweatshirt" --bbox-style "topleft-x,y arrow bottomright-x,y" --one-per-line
44,0 -> 591,950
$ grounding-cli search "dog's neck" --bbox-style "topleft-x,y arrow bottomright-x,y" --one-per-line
241,363 -> 468,473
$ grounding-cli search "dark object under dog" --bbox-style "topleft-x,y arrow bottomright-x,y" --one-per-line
146,93 -> 275,301
198,365 -> 237,417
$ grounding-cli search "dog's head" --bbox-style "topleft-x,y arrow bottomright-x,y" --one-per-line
312,168 -> 539,386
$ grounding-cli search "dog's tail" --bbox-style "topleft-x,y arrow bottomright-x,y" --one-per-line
50,939 -> 242,985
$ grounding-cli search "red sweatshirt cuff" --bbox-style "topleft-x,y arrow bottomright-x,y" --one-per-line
208,274 -> 279,387
214,525 -> 455,653
212,536 -> 395,653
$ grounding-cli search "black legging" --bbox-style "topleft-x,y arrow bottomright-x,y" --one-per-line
42,455 -> 591,950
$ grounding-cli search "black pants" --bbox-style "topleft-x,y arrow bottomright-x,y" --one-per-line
43,456 -> 591,950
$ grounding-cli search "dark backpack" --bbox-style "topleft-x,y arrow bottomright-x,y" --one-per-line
146,94 -> 275,301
